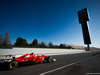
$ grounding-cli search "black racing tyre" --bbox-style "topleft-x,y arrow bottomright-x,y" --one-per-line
8,60 -> 18,70
47,57 -> 53,63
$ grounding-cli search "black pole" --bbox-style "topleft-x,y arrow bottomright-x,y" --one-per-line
87,44 -> 90,51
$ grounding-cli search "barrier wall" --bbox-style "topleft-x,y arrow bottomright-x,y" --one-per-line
0,48 -> 85,59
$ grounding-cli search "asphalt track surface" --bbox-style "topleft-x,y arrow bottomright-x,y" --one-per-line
0,51 -> 100,75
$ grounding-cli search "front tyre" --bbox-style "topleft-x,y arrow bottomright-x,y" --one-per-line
8,60 -> 18,70
47,57 -> 53,63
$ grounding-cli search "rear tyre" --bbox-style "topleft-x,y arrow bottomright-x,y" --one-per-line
8,60 -> 18,70
47,57 -> 53,63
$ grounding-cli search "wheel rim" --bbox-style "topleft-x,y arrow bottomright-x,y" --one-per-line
10,63 -> 16,68
9,61 -> 18,69
49,57 -> 52,63
49,59 -> 52,62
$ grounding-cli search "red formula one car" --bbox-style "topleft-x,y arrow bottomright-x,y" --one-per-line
4,53 -> 56,70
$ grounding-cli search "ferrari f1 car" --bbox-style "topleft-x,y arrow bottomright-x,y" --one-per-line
4,53 -> 56,70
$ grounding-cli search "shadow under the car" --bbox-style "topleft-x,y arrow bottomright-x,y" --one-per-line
0,62 -> 48,71
0,63 -> 8,71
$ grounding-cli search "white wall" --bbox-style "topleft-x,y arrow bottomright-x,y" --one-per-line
0,48 -> 85,55
0,48 -> 85,59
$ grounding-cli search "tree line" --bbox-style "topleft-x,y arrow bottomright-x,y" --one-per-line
0,31 -> 72,49
14,37 -> 72,49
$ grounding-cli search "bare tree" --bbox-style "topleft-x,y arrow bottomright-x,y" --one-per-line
4,31 -> 10,46
48,41 -> 54,48
0,35 -> 4,46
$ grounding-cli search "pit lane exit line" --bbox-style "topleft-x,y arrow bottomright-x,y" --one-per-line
40,56 -> 93,75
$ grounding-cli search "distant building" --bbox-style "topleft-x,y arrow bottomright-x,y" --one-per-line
68,45 -> 85,50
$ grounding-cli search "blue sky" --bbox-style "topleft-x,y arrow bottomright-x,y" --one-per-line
0,0 -> 100,48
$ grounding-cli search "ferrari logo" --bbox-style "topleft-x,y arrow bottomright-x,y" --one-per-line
33,59 -> 36,61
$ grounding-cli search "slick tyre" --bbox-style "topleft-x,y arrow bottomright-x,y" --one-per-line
8,61 -> 18,70
47,57 -> 53,63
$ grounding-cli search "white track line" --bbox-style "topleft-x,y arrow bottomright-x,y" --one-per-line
40,56 -> 93,75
